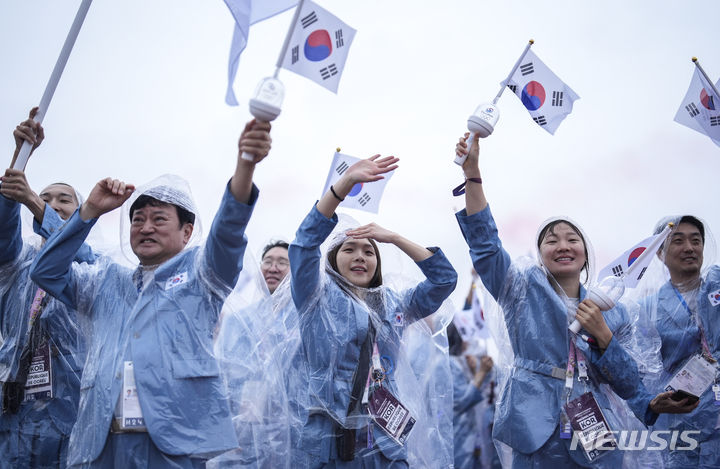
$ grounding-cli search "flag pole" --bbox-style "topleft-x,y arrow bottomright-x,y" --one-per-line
692,57 -> 720,103
12,0 -> 94,170
492,39 -> 534,105
273,0 -> 305,78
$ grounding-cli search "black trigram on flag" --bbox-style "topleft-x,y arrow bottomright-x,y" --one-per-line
552,91 -> 563,106
612,265 -> 624,277
320,64 -> 338,80
710,116 -> 720,126
533,116 -> 547,126
335,29 -> 344,48
358,193 -> 371,206
336,161 -> 349,175
301,11 -> 318,28
291,46 -> 299,65
520,62 -> 534,76
686,103 -> 700,117
637,267 -> 647,281
507,84 -> 518,94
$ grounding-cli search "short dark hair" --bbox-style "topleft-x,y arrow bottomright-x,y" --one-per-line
678,215 -> 705,243
447,322 -> 464,356
328,238 -> 383,288
129,195 -> 195,227
262,240 -> 289,259
537,219 -> 589,280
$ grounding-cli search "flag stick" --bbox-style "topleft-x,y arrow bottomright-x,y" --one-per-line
492,39 -> 534,105
12,0 -> 94,170
273,0 -> 305,78
692,57 -> 720,103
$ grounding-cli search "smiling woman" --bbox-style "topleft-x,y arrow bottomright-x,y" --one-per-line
286,154 -> 458,466
452,132 -> 696,468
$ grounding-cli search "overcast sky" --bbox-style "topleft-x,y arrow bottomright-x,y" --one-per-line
1,0 -> 718,306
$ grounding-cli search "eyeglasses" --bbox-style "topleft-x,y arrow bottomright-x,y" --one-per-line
261,258 -> 290,269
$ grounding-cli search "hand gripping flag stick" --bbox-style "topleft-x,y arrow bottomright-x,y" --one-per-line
454,39 -> 534,166
568,223 -> 674,334
241,0 -> 306,162
11,0 -> 93,170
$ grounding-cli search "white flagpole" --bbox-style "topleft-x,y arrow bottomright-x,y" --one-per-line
492,39 -> 534,105
273,0 -> 305,79
692,57 -> 720,103
12,0 -> 93,170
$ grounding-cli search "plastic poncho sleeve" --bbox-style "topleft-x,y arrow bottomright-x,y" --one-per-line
456,206 -> 512,300
33,203 -> 97,264
201,182 -> 259,291
29,208 -> 98,311
450,358 -> 484,415
403,248 -> 458,324
584,333 -> 658,426
289,203 -> 338,311
0,195 -> 22,265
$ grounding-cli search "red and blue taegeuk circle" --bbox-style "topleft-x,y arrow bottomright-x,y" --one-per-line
304,30 -> 332,62
627,247 -> 646,267
700,88 -> 716,110
348,183 -> 363,197
521,81 -> 546,111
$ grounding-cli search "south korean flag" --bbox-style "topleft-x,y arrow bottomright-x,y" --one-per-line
505,49 -> 580,135
674,66 -> 720,148
280,0 -> 356,93
321,151 -> 394,214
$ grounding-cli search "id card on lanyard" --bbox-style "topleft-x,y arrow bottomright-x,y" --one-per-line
364,342 -> 416,446
665,353 -> 717,398
120,361 -> 146,430
561,339 -> 617,461
23,338 -> 53,401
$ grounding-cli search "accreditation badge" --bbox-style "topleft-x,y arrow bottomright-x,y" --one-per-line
23,340 -> 53,401
367,386 -> 416,445
665,353 -> 717,399
564,392 -> 617,462
120,361 -> 146,430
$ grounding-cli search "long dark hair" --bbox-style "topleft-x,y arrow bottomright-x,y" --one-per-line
328,238 -> 383,288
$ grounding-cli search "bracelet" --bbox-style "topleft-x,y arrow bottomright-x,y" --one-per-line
330,185 -> 345,201
452,177 -> 482,196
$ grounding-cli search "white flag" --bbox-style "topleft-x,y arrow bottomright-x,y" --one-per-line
674,67 -> 720,147
505,49 -> 580,134
223,0 -> 297,105
321,152 -> 393,214
279,0 -> 356,93
597,226 -> 671,289
453,286 -> 489,343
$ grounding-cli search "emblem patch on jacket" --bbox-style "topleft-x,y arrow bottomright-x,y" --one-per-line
165,272 -> 189,290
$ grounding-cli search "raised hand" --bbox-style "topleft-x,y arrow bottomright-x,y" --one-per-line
0,168 -> 40,207
346,222 -> 397,244
456,132 -> 480,178
80,178 -> 135,220
237,119 -> 272,164
13,107 -> 44,154
341,154 -> 398,187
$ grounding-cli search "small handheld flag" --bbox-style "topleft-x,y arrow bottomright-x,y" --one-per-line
279,0 -> 356,93
321,151 -> 393,214
674,58 -> 720,147
223,0 -> 297,106
505,49 -> 579,135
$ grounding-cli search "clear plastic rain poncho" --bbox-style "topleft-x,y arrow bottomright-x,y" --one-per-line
283,206 -> 458,467
209,248 -> 297,469
456,206 -> 663,468
626,215 -> 720,467
0,192 -> 94,467
27,174 -> 266,467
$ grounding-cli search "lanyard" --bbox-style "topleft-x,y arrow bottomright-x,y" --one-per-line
673,287 -> 715,362
565,339 -> 588,391
27,288 -> 47,329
